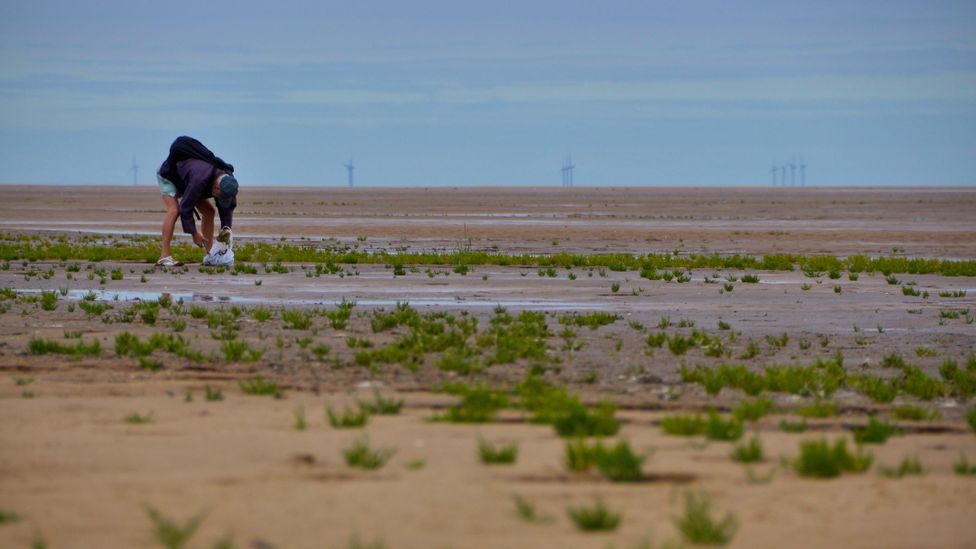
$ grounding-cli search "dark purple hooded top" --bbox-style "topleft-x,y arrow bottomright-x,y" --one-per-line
157,136 -> 236,235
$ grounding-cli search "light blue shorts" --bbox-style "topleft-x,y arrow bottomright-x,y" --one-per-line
157,174 -> 177,198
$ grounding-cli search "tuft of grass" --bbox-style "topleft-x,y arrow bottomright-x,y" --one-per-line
848,374 -> 897,403
125,411 -> 154,424
564,438 -> 600,472
673,491 -> 738,546
281,309 -> 314,330
967,406 -> 976,433
795,399 -> 837,418
645,332 -> 667,348
739,340 -> 760,360
705,412 -> 744,441
765,332 -> 789,348
477,438 -> 519,464
238,377 -> 282,397
40,290 -> 58,311
594,439 -> 647,482
251,306 -> 272,321
28,337 -> 102,358
559,312 -> 620,329
566,498 -> 621,532
851,416 -> 900,444
357,390 -> 404,415
732,397 -> 774,422
792,438 -> 873,478
434,384 -> 509,423
0,510 -> 22,524
938,289 -> 967,298
293,406 -> 306,431
327,405 -> 370,428
146,506 -> 207,549
343,437 -> 395,470
892,405 -> 939,421
879,456 -> 924,479
730,436 -> 764,463
404,459 -> 427,471
660,413 -> 707,436
513,495 -> 550,523
953,454 -> 976,476
552,401 -> 620,438
204,385 -> 224,401
741,273 -> 759,283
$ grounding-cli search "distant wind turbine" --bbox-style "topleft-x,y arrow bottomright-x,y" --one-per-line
771,163 -> 778,186
131,156 -> 139,185
799,157 -> 807,186
789,160 -> 797,186
562,155 -> 575,187
344,158 -> 355,187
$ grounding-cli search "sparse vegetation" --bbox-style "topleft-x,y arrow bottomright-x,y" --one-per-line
477,438 -> 519,464
879,457 -> 924,479
567,499 -> 620,532
673,491 -> 738,546
146,506 -> 207,549
238,377 -> 282,397
731,436 -> 764,463
125,411 -> 154,424
357,391 -> 404,415
792,438 -> 873,478
343,437 -> 395,470
852,416 -> 900,444
327,405 -> 370,428
954,454 -> 976,476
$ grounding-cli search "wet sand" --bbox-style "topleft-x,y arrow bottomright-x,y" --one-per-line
0,186 -> 975,548
1,185 -> 975,257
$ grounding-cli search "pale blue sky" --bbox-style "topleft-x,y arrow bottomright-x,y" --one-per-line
1,0 -> 974,186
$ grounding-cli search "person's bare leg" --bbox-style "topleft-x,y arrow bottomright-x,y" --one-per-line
198,199 -> 216,253
161,196 -> 179,258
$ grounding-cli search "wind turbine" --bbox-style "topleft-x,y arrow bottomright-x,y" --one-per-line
789,160 -> 797,186
564,155 -> 575,187
344,158 -> 355,187
799,156 -> 807,186
131,156 -> 139,185
771,163 -> 778,186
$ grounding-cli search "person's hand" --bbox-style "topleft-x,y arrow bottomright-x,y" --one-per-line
193,232 -> 208,249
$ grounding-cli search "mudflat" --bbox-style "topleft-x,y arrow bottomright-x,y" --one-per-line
0,185 -> 974,548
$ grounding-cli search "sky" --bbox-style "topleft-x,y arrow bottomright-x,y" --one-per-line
1,0 -> 974,186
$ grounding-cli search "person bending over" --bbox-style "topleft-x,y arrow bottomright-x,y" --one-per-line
155,136 -> 239,266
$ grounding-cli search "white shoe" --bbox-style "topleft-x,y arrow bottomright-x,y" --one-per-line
156,256 -> 184,267
216,226 -> 233,248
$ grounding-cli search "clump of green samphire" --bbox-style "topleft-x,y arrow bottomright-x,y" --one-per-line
327,405 -> 370,428
357,390 -> 404,415
792,438 -> 873,478
146,506 -> 207,549
879,457 -> 924,479
28,337 -> 101,358
433,383 -> 509,423
566,498 -> 620,532
730,436 -> 764,463
673,491 -> 738,546
238,377 -> 282,398
851,416 -> 900,444
343,437 -> 395,470
477,438 -> 518,464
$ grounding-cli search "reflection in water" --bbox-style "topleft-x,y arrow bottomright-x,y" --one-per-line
16,288 -> 600,310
